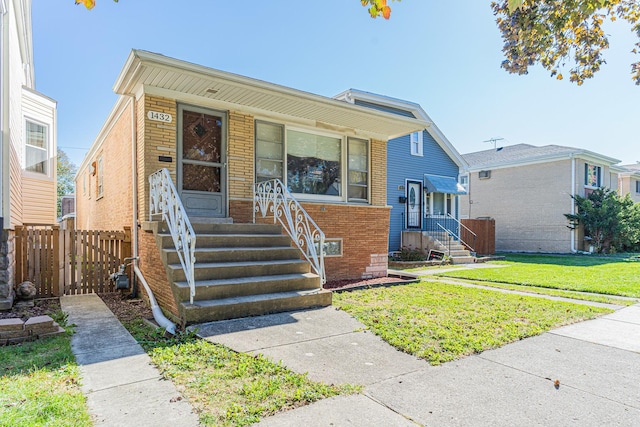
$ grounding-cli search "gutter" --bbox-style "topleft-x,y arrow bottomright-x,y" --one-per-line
570,154 -> 576,253
127,94 -> 176,335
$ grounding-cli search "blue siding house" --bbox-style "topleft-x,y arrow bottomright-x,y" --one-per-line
335,90 -> 468,254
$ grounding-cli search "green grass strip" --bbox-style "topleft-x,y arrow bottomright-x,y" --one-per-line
438,254 -> 640,298
0,333 -> 91,427
125,319 -> 359,427
334,281 -> 611,366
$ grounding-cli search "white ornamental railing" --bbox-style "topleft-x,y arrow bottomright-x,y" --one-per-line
149,168 -> 197,304
254,179 -> 326,284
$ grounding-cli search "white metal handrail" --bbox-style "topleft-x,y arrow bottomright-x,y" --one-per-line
446,213 -> 477,252
253,179 -> 326,284
149,168 -> 197,304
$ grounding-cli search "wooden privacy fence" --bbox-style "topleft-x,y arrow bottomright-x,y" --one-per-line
15,224 -> 132,297
461,218 -> 495,255
15,224 -> 59,298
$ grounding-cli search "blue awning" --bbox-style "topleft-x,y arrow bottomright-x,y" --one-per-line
423,174 -> 467,195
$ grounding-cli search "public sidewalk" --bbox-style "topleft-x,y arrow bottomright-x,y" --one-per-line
60,294 -> 199,427
194,304 -> 640,426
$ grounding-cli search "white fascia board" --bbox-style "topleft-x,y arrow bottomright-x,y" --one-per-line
115,50 -> 429,140
336,88 -> 467,170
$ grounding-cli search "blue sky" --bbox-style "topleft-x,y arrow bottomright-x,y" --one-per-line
32,0 -> 639,168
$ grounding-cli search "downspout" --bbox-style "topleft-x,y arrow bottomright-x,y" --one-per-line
127,94 -> 176,335
570,155 -> 576,253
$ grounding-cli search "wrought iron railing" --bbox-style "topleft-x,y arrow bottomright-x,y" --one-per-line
253,179 -> 326,284
446,213 -> 477,253
149,168 -> 197,304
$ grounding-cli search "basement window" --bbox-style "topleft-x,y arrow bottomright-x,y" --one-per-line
314,238 -> 343,257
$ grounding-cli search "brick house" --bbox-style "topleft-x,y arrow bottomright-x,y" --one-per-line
75,50 -> 427,325
618,163 -> 640,203
0,0 -> 58,310
459,144 -> 621,253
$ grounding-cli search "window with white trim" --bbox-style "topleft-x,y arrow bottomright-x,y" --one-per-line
584,163 -> 601,187
459,174 -> 469,191
410,131 -> 423,156
348,137 -> 368,202
25,120 -> 48,174
255,121 -> 370,203
97,154 -> 104,197
255,121 -> 284,182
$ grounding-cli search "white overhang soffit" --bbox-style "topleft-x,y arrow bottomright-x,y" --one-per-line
114,50 -> 428,140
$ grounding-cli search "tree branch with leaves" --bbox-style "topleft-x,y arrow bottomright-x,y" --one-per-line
493,0 -> 640,85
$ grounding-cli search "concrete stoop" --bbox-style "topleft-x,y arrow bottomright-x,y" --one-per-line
152,220 -> 331,325
425,234 -> 476,264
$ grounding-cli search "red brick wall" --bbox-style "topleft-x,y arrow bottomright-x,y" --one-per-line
138,230 -> 179,318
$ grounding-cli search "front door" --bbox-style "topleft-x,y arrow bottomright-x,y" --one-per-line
178,105 -> 227,218
406,180 -> 422,229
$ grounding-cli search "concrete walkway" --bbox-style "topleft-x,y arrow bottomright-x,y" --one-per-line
194,303 -> 640,426
60,294 -> 199,427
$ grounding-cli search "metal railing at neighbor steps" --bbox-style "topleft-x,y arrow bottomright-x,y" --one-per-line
403,212 -> 477,254
149,168 -> 197,304
253,179 -> 326,285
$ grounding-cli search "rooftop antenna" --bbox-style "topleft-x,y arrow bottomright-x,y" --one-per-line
483,137 -> 504,149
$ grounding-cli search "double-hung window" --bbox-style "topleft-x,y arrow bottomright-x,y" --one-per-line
410,131 -> 423,156
97,154 -> 104,198
584,164 -> 601,187
347,137 -> 368,201
255,121 -> 284,182
25,120 -> 48,174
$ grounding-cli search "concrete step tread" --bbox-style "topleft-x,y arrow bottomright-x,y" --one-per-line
163,246 -> 296,254
168,259 -> 308,270
173,272 -> 320,289
158,232 -> 287,239
183,289 -> 328,309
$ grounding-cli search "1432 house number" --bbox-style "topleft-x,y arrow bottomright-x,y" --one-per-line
147,111 -> 173,123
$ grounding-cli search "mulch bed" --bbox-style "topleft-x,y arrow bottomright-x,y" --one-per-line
0,298 -> 61,321
324,276 -> 416,291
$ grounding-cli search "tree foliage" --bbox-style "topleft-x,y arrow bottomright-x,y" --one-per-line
565,188 -> 640,253
361,0 -> 398,19
57,150 -> 77,217
493,0 -> 640,85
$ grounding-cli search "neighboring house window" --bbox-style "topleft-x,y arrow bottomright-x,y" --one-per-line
25,120 -> 48,174
584,164 -> 601,187
636,180 -> 640,194
479,170 -> 491,179
347,137 -> 368,202
459,174 -> 469,191
410,131 -> 423,156
287,129 -> 342,197
255,121 -> 284,182
97,155 -> 104,197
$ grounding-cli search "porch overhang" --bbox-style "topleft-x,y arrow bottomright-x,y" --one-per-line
113,50 -> 429,140
423,174 -> 467,195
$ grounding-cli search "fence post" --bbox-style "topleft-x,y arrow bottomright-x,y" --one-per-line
14,226 -> 23,285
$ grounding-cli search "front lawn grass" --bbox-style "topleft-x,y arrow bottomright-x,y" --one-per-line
437,254 -> 640,297
0,313 -> 91,427
434,278 -> 637,306
124,319 -> 359,427
333,281 -> 611,365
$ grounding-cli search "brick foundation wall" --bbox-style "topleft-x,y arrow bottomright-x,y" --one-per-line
138,229 -> 179,318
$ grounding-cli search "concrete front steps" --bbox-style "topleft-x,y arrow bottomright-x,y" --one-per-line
426,235 -> 476,264
155,220 -> 331,325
